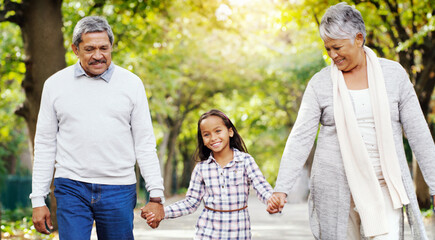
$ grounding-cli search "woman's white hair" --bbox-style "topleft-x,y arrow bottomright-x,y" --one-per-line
319,2 -> 366,44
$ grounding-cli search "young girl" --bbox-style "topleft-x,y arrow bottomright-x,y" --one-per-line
142,109 -> 277,239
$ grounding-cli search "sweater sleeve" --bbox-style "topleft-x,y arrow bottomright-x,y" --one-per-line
274,82 -> 322,195
132,79 -> 164,198
30,80 -> 57,208
398,71 -> 435,195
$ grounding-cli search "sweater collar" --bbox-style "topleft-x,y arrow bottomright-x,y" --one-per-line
74,61 -> 115,83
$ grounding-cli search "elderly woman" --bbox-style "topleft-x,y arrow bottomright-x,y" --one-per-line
267,2 -> 435,240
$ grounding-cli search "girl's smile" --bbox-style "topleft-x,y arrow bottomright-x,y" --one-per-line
211,141 -> 222,148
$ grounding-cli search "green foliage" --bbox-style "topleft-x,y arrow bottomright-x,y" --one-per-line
1,207 -> 55,239
63,0 -> 327,187
0,21 -> 27,177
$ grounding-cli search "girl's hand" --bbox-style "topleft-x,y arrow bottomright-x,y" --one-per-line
145,212 -> 156,225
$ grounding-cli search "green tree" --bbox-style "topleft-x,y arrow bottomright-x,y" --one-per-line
0,21 -> 26,177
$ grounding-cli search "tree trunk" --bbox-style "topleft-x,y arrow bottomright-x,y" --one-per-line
15,0 -> 66,148
14,0 -> 66,231
412,46 -> 435,209
179,143 -> 195,189
413,158 -> 432,209
163,123 -> 182,196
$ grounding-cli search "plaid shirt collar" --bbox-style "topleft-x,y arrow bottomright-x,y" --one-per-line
74,61 -> 115,83
206,148 -> 244,166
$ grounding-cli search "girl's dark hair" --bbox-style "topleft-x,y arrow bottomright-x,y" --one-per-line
194,109 -> 248,161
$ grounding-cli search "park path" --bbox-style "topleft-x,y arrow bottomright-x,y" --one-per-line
91,192 -> 434,239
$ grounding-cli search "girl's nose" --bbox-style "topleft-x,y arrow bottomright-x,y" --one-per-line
211,133 -> 218,140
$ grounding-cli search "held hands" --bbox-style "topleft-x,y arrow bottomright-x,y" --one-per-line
267,192 -> 287,214
140,202 -> 164,228
32,206 -> 53,234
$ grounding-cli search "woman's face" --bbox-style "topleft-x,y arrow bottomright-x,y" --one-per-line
323,34 -> 364,72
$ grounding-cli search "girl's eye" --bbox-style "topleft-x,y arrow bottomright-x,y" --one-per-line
216,130 -> 221,133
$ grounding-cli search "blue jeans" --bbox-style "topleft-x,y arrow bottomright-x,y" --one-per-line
54,178 -> 136,240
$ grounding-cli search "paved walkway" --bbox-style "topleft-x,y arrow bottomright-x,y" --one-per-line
91,193 -> 434,239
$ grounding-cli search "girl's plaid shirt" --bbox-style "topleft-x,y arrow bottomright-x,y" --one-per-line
164,148 -> 273,239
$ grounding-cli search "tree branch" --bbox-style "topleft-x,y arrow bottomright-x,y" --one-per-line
0,0 -> 23,25
384,0 -> 409,42
86,0 -> 106,15
364,0 -> 400,46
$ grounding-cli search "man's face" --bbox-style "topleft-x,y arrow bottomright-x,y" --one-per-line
72,31 -> 112,77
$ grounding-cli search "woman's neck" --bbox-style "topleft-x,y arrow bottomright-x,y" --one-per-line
343,51 -> 368,90
214,148 -> 234,168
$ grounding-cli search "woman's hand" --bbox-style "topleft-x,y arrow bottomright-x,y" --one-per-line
267,192 -> 287,214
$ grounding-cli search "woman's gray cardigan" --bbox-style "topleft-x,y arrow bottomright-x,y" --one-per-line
274,58 -> 435,240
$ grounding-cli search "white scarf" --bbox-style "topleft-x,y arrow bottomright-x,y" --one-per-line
331,46 -> 409,236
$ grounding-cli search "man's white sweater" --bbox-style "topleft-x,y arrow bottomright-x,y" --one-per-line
30,63 -> 164,207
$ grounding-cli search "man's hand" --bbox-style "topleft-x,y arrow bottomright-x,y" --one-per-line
32,206 -> 53,234
141,202 -> 164,229
267,192 -> 287,214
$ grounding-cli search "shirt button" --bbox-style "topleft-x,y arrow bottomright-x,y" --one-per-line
222,185 -> 224,188
221,172 -> 223,176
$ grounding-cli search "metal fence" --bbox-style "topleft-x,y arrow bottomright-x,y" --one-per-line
0,175 -> 32,210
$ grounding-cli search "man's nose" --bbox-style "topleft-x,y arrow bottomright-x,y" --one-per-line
93,50 -> 103,59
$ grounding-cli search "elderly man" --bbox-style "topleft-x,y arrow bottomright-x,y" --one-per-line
30,16 -> 164,239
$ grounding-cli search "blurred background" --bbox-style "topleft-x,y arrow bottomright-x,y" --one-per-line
0,0 -> 433,238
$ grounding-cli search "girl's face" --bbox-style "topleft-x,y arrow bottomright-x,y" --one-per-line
200,115 -> 234,154
323,33 -> 364,72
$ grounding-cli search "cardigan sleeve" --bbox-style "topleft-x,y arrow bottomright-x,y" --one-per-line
398,69 -> 435,196
274,81 -> 322,195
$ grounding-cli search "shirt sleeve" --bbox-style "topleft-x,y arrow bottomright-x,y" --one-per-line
398,71 -> 435,195
131,79 -> 164,198
30,81 -> 57,208
245,155 -> 273,204
164,164 -> 205,218
274,82 -> 321,195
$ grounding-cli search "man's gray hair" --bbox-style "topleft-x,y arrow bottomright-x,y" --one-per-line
319,2 -> 366,44
72,16 -> 114,47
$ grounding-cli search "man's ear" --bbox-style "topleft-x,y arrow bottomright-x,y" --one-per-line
71,44 -> 79,56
